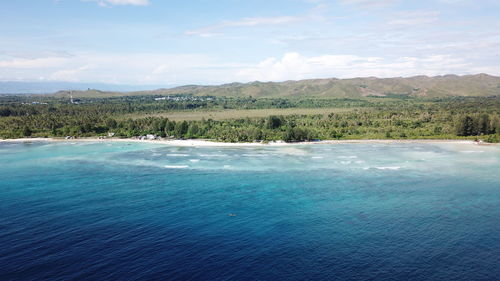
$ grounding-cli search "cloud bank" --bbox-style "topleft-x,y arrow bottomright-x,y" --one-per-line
1,51 -> 497,85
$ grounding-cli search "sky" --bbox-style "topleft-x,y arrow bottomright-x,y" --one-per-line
0,0 -> 499,86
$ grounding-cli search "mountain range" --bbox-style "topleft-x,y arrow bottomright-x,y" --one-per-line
4,74 -> 500,98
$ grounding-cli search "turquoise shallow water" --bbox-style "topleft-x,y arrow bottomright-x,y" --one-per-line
1,141 -> 499,280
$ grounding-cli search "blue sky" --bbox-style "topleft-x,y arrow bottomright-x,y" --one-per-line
1,0 -> 499,85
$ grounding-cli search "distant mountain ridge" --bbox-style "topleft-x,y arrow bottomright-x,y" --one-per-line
0,81 -> 172,94
25,74 -> 500,98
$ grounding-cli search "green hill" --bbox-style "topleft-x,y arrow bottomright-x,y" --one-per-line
54,73 -> 500,98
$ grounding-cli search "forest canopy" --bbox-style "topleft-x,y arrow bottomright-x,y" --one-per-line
0,95 -> 498,143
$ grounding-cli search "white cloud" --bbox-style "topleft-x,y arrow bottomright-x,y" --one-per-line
185,2 -> 327,37
235,52 -> 488,81
49,64 -> 96,81
0,52 -> 240,85
0,57 -> 68,68
340,0 -> 398,8
185,16 -> 303,37
106,0 -> 149,5
1,51 -> 498,85
387,11 -> 440,26
83,0 -> 150,7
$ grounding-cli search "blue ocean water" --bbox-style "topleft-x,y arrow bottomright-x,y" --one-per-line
1,141 -> 499,280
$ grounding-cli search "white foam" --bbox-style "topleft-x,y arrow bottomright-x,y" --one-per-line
460,151 -> 484,153
164,165 -> 189,169
338,155 -> 357,159
312,156 -> 324,159
189,159 -> 200,162
166,153 -> 189,157
277,148 -> 307,155
375,166 -> 401,170
223,165 -> 231,169
242,154 -> 267,157
199,154 -> 228,157
340,161 -> 352,165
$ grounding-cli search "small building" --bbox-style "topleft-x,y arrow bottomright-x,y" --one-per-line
146,134 -> 156,140
108,132 -> 115,137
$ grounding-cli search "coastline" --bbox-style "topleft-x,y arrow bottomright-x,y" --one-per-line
1,137 -> 496,146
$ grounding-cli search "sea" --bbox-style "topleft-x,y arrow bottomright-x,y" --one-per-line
1,141 -> 499,280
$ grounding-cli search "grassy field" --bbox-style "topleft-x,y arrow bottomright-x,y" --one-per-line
120,107 -> 362,121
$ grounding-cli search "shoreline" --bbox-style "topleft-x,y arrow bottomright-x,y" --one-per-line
1,137 -> 496,146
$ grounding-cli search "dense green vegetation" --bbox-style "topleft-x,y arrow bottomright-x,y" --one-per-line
0,94 -> 499,142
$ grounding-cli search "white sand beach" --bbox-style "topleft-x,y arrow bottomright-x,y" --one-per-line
1,137 -> 495,146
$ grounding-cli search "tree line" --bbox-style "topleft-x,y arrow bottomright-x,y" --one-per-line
0,96 -> 498,142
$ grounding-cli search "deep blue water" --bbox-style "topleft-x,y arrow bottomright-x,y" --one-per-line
1,141 -> 499,280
